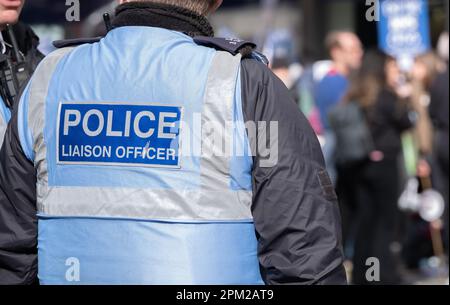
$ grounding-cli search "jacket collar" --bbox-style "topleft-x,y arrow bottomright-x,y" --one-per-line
112,2 -> 214,38
1,22 -> 40,56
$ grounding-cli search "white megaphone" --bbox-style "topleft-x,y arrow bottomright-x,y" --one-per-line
398,178 -> 421,212
418,189 -> 445,223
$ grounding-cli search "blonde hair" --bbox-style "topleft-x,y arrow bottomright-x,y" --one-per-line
415,52 -> 442,89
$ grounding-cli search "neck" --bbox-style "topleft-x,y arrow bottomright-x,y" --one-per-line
112,2 -> 214,37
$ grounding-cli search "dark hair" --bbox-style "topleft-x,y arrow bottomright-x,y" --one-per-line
343,50 -> 389,108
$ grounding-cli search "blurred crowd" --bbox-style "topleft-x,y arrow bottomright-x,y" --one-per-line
272,30 -> 449,285
19,0 -> 449,285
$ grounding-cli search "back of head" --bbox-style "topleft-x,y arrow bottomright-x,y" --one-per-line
324,31 -> 363,74
120,0 -> 220,15
325,31 -> 358,56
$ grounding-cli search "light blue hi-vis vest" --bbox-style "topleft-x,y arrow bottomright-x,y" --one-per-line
0,97 -> 11,148
17,27 -> 263,285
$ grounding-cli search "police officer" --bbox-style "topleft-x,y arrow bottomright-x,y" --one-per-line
0,0 -> 43,148
0,0 -> 346,285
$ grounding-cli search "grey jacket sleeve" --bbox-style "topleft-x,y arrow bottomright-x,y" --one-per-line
0,107 -> 38,285
240,58 -> 347,285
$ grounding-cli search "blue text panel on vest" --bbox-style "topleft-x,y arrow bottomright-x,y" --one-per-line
57,102 -> 183,168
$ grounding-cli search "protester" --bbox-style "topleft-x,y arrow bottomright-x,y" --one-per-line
336,51 -> 416,284
401,52 -> 443,270
315,31 -> 363,184
429,63 -> 449,255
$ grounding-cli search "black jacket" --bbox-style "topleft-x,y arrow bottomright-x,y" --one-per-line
0,22 -> 43,285
0,3 -> 346,285
429,68 -> 449,173
1,22 -> 44,109
367,88 -> 415,160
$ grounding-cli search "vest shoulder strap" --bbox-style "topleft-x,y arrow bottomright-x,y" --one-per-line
53,37 -> 102,49
193,37 -> 255,55
193,36 -> 268,66
53,36 -> 269,65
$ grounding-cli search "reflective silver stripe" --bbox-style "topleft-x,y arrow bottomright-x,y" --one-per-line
27,47 -> 74,211
201,51 -> 242,191
38,185 -> 252,220
0,114 -> 6,148
32,49 -> 251,220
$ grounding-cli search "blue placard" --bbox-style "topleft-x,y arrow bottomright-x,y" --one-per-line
378,0 -> 431,57
57,102 -> 183,168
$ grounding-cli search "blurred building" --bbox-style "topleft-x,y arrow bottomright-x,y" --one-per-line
20,0 -> 449,61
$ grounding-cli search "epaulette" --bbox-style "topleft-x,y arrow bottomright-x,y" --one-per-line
53,37 -> 102,49
193,36 -> 269,65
